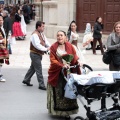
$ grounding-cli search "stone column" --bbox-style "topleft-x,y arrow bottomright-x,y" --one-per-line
42,0 -> 58,38
34,0 -> 43,21
35,0 -> 76,38
53,0 -> 76,38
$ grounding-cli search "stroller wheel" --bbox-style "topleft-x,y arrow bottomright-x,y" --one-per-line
74,116 -> 85,120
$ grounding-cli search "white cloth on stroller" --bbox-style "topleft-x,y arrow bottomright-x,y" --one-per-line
70,71 -> 115,85
64,71 -> 120,99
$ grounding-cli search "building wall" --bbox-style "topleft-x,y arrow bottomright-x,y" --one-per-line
4,0 -> 32,4
34,0 -> 76,38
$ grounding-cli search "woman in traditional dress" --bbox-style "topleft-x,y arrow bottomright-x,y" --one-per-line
67,21 -> 85,64
47,30 -> 81,119
12,7 -> 25,40
82,23 -> 93,50
0,15 -> 9,82
20,9 -> 27,36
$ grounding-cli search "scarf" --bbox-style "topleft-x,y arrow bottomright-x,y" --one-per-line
84,23 -> 92,35
48,41 -> 81,87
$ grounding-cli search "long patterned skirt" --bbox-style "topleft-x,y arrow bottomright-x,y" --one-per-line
47,73 -> 78,117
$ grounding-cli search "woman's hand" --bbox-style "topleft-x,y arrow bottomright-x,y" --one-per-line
72,35 -> 75,39
77,61 -> 83,67
47,47 -> 50,51
63,64 -> 70,69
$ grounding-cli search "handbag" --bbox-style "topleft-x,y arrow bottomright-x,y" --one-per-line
102,50 -> 114,64
112,53 -> 120,66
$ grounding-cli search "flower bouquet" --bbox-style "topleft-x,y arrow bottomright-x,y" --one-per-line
62,54 -> 74,64
62,54 -> 74,77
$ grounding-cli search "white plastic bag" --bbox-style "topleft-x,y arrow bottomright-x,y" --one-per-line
9,36 -> 16,44
64,77 -> 77,99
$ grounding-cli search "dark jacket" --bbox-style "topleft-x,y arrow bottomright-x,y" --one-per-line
107,32 -> 120,71
3,16 -> 12,39
22,5 -> 29,16
93,22 -> 104,39
14,13 -> 21,22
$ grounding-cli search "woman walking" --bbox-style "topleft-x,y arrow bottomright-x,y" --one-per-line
107,21 -> 120,71
67,20 -> 85,64
12,7 -> 25,40
47,30 -> 81,120
92,17 -> 104,55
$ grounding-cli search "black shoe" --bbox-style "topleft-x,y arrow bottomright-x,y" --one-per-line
86,48 -> 91,50
15,37 -> 19,40
22,81 -> 33,86
65,116 -> 71,120
38,86 -> 46,90
16,36 -> 24,40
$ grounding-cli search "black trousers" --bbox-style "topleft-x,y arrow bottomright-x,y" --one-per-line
92,38 -> 104,54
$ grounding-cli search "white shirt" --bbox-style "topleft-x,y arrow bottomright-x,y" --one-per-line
30,32 -> 50,51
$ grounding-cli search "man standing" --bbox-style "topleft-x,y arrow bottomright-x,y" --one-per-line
2,10 -> 12,39
22,2 -> 30,24
2,10 -> 12,54
22,21 -> 50,90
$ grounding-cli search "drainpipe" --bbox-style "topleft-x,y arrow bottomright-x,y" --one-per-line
39,4 -> 40,20
40,0 -> 43,21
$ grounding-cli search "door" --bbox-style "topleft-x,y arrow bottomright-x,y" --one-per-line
103,0 -> 120,33
76,0 -> 101,32
76,0 -> 120,33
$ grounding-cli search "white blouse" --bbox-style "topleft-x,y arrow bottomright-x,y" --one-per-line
56,47 -> 67,64
69,31 -> 80,43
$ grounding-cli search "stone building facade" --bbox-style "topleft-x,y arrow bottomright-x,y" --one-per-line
4,0 -> 33,4
34,0 -> 76,38
34,0 -> 120,38
4,0 -> 120,38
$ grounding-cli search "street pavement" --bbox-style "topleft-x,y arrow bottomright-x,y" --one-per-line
0,20 -> 114,120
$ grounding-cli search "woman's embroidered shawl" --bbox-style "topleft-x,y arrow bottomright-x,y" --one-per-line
48,41 -> 81,87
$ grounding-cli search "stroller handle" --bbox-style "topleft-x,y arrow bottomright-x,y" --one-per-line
82,64 -> 93,71
62,64 -> 93,81
62,64 -> 79,81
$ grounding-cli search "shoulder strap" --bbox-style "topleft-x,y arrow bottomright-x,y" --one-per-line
33,30 -> 45,46
0,27 -> 5,38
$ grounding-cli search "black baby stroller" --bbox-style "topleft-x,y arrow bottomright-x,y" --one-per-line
62,64 -> 120,120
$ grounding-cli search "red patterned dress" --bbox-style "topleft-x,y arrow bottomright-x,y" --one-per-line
12,13 -> 24,37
